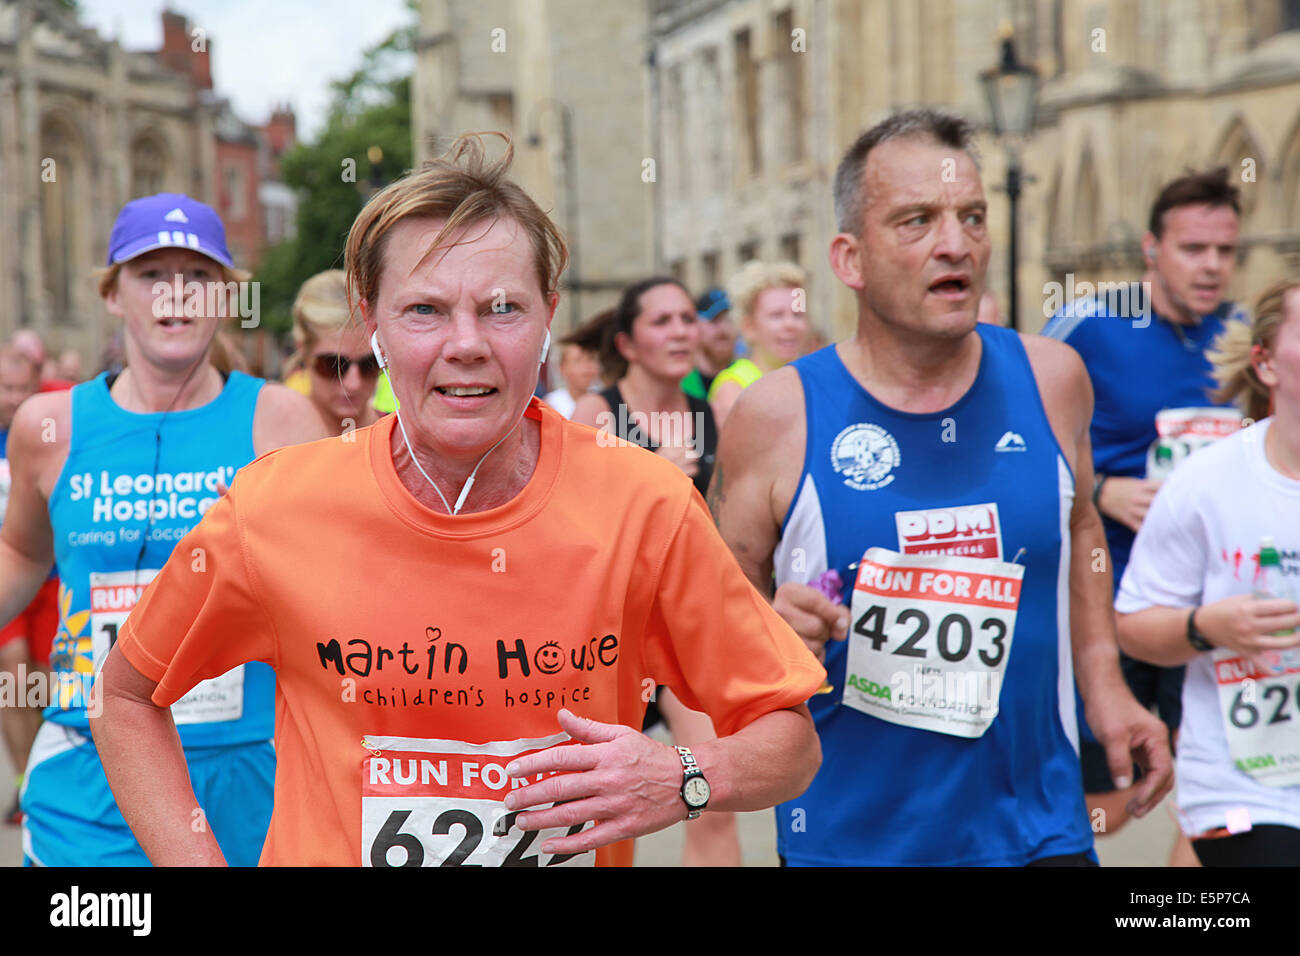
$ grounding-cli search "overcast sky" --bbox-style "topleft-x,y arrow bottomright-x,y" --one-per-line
77,0 -> 415,141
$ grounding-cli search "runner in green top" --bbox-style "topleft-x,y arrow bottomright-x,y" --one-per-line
709,260 -> 809,427
683,288 -> 738,400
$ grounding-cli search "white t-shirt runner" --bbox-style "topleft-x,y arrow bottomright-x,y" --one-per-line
1117,418 -> 1300,837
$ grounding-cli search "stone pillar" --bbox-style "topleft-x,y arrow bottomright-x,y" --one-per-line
0,74 -> 19,339
17,0 -> 46,335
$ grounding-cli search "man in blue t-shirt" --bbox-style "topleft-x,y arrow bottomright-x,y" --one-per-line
1043,167 -> 1246,838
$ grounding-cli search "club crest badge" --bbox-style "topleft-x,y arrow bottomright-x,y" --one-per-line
831,422 -> 901,491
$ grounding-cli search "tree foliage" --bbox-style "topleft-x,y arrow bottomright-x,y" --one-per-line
254,10 -> 415,341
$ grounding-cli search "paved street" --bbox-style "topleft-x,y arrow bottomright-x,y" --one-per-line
0,722 -> 1182,867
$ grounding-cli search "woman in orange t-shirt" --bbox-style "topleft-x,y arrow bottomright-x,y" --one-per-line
90,133 -> 825,867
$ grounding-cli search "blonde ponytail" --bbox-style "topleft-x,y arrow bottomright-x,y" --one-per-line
1210,279 -> 1300,422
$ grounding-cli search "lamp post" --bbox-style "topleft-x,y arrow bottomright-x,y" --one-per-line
528,100 -> 580,331
367,145 -> 386,193
979,27 -> 1039,332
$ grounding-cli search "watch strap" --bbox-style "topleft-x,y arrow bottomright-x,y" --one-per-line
1187,607 -> 1213,652
1092,473 -> 1109,509
676,745 -> 708,819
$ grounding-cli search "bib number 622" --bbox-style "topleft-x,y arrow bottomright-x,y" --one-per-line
368,804 -> 589,867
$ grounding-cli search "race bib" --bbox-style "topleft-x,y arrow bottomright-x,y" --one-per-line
361,733 -> 596,867
842,547 -> 1023,738
89,570 -> 244,725
1146,407 -> 1243,479
1213,649 -> 1300,787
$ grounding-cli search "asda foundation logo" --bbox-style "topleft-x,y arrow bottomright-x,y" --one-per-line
847,673 -> 891,700
831,422 -> 900,491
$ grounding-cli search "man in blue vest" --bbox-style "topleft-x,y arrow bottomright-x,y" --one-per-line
708,108 -> 1173,865
1043,169 -> 1245,845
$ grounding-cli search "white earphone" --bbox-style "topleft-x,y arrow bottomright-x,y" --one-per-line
540,329 -> 551,368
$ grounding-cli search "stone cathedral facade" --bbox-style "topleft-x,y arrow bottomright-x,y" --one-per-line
418,0 -> 1300,337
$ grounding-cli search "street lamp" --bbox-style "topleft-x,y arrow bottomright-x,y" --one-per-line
367,145 -> 386,192
355,145 -> 387,204
979,25 -> 1039,331
527,100 -> 580,332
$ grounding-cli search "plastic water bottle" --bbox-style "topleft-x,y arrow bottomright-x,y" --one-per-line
1145,439 -> 1177,482
1253,537 -> 1297,636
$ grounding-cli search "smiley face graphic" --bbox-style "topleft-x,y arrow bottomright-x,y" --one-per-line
534,641 -> 564,675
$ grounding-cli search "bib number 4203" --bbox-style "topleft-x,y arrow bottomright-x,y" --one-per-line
853,604 -> 1008,666
842,547 -> 1023,739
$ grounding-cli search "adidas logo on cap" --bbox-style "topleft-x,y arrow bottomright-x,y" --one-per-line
995,431 -> 1027,452
163,207 -> 190,224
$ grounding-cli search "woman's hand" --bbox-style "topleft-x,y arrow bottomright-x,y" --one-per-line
655,441 -> 700,479
1195,595 -> 1300,665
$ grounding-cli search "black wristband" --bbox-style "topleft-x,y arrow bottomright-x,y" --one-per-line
1092,473 -> 1109,509
1187,607 -> 1213,652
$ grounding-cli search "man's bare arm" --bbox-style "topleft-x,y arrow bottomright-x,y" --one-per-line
706,366 -> 805,594
1026,335 -> 1173,814
708,368 -> 846,657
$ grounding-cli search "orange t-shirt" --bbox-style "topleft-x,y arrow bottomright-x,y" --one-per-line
118,397 -> 824,866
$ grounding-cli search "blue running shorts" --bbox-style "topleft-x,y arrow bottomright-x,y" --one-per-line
22,721 -> 273,866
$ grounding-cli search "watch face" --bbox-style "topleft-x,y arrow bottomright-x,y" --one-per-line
683,775 -> 710,807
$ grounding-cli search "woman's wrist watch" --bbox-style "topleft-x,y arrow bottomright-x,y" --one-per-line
1187,607 -> 1214,652
676,745 -> 711,820
1092,472 -> 1109,509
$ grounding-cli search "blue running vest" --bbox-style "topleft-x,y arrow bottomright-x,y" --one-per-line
45,370 -> 275,744
774,326 -> 1093,865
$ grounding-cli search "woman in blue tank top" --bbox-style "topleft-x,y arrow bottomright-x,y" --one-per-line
0,193 -> 326,865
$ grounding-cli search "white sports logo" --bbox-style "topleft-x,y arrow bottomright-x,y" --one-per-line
163,207 -> 190,223
995,431 -> 1027,452
831,422 -> 901,491
155,230 -> 200,249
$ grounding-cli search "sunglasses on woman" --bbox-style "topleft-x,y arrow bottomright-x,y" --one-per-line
312,353 -> 382,378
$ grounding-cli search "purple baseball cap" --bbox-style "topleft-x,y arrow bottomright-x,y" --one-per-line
106,193 -> 233,268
